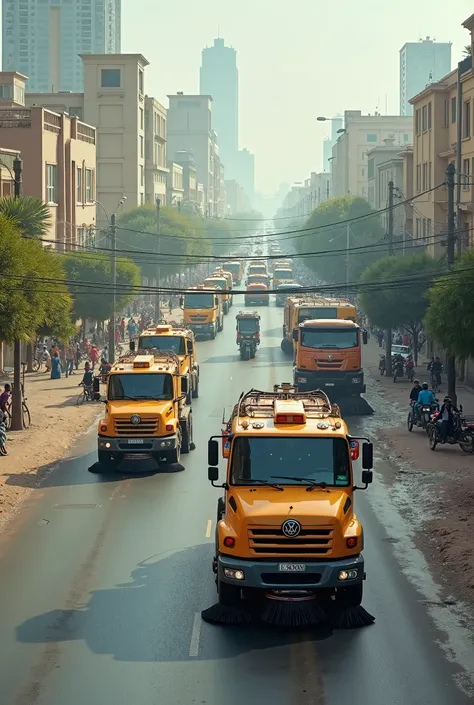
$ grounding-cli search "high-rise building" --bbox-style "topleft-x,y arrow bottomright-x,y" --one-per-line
399,38 -> 451,116
200,38 -> 239,179
236,148 -> 255,205
2,0 -> 121,93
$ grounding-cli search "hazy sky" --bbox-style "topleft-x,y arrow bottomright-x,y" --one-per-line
123,0 -> 472,194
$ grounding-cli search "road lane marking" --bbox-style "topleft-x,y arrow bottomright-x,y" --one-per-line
189,612 -> 202,657
205,519 -> 212,538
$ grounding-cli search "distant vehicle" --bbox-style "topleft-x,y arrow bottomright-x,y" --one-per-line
275,282 -> 302,306
391,344 -> 411,360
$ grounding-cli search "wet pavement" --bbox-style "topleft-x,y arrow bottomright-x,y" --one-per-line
0,297 -> 473,705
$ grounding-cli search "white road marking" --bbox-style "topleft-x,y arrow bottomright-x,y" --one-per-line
189,612 -> 202,657
205,519 -> 212,538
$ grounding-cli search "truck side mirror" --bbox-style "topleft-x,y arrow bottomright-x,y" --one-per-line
362,330 -> 368,345
208,466 -> 219,482
292,329 -> 298,342
186,340 -> 193,354
362,470 -> 373,485
208,439 -> 219,466
179,296 -> 184,308
362,442 -> 373,469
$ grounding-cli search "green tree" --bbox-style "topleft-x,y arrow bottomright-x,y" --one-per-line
0,196 -> 51,239
360,254 -> 441,364
62,252 -> 140,324
425,250 -> 474,359
295,196 -> 386,285
463,44 -> 472,57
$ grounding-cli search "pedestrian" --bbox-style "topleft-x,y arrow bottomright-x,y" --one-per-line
65,342 -> 75,377
50,351 -> 62,379
0,384 -> 11,414
0,412 -> 8,455
75,343 -> 81,370
169,299 -> 173,315
402,333 -> 409,346
89,344 -> 99,370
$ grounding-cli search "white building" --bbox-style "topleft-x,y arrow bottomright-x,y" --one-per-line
331,110 -> 413,198
400,38 -> 451,116
145,97 -> 168,206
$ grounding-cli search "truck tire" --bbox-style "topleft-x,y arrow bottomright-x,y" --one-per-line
168,444 -> 181,465
218,316 -> 224,332
180,416 -> 192,454
218,575 -> 241,606
217,496 -> 225,522
335,582 -> 363,607
210,325 -> 217,340
192,378 -> 199,399
281,338 -> 293,355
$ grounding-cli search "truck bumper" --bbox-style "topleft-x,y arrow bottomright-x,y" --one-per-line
98,434 -> 178,454
293,368 -> 366,395
187,323 -> 215,336
218,554 -> 364,590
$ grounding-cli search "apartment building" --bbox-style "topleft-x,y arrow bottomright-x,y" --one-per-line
277,172 -> 332,220
0,147 -> 20,197
26,53 -> 149,223
331,110 -> 413,198
0,72 -> 96,246
410,14 -> 474,257
144,97 -> 167,205
400,38 -> 451,117
172,150 -> 198,209
167,162 -> 184,206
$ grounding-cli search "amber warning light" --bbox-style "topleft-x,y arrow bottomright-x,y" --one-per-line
274,413 -> 305,424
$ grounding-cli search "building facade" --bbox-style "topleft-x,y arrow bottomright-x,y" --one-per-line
172,150 -> 198,211
26,53 -> 149,223
410,16 -> 474,257
322,115 -> 343,171
167,162 -> 184,206
331,110 -> 413,198
236,148 -> 255,205
400,38 -> 451,117
0,72 -> 96,247
200,38 -> 239,179
144,97 -> 167,206
2,0 -> 121,93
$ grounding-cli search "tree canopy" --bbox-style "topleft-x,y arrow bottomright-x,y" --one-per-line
294,196 -> 386,285
425,250 -> 474,359
0,196 -> 51,239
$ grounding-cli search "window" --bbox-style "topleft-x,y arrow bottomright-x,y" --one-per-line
428,161 -> 432,190
451,96 -> 457,124
404,133 -> 409,142
46,164 -> 57,203
415,109 -> 421,134
422,218 -> 427,243
140,165 -> 144,186
463,101 -> 471,138
76,166 -> 82,203
368,158 -> 375,179
366,133 -> 377,142
138,69 -> 144,94
69,106 -> 83,120
427,219 -> 432,240
361,168 -> 365,177
416,164 -> 421,192
422,105 -> 428,131
443,99 -> 449,127
463,158 -> 470,190
101,68 -> 120,88
422,162 -> 427,190
416,218 -> 421,238
428,102 -> 432,129
139,107 -> 144,130
0,84 -> 13,98
85,168 -> 93,201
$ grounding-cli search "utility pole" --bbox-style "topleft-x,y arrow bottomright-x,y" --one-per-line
446,162 -> 457,404
385,180 -> 395,376
345,223 -> 350,287
108,213 -> 117,363
11,156 -> 24,431
155,198 -> 161,322
456,61 -> 463,251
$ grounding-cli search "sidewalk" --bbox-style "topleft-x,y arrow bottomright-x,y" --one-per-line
0,367 -> 102,530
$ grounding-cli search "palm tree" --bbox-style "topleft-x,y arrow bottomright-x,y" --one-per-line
463,44 -> 472,57
0,196 -> 51,238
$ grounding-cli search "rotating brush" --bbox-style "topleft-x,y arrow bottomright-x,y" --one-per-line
201,603 -> 254,626
260,594 -> 329,628
330,604 -> 375,629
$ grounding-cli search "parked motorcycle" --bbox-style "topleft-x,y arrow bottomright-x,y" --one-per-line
393,358 -> 404,383
379,354 -> 386,376
427,406 -> 474,452
407,400 -> 439,432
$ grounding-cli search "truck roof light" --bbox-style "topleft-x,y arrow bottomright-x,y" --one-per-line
274,399 -> 306,424
155,325 -> 171,333
275,413 -> 305,424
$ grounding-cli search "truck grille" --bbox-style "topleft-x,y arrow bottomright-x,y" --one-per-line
114,418 -> 159,436
190,316 -> 207,322
315,359 -> 343,369
248,525 -> 334,556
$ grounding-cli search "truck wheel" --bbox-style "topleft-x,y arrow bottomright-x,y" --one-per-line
210,325 -> 216,340
217,496 -> 225,522
218,575 -> 241,606
242,346 -> 250,361
281,338 -> 293,355
336,582 -> 363,607
181,416 -> 191,454
218,317 -> 224,332
192,379 -> 199,399
250,347 -> 256,359
168,443 -> 181,465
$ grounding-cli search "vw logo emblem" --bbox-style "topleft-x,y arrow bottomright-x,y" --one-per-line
281,519 -> 301,537
327,354 -> 333,361
130,414 -> 141,425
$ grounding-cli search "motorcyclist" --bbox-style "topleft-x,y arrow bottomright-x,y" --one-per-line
427,356 -> 443,386
438,396 -> 459,443
409,379 -> 422,420
405,354 -> 414,378
393,353 -> 404,376
415,382 -> 437,417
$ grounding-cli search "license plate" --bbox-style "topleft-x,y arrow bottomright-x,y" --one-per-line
278,563 -> 306,572
325,383 -> 335,387
127,439 -> 144,444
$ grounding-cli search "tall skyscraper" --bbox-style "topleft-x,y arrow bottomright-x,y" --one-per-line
400,38 -> 451,116
2,0 -> 121,93
200,38 -> 239,179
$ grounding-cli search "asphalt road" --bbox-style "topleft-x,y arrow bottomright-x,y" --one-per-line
0,297 -> 473,705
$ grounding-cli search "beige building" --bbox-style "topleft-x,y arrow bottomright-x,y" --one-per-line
26,54 -> 150,224
410,14 -> 474,257
332,110 -> 413,198
167,162 -> 184,205
144,97 -> 167,205
0,72 -> 96,247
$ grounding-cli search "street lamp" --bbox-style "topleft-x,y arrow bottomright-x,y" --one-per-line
317,116 -> 339,121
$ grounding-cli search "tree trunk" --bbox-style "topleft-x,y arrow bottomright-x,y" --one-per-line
10,341 -> 23,431
26,343 -> 34,373
385,328 -> 392,376
82,318 -> 87,342
0,342 -> 4,376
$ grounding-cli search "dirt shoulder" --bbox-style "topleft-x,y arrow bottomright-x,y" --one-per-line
364,338 -> 474,606
0,367 -> 101,530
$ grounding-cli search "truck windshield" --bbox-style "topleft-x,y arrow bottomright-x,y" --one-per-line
249,266 -> 266,274
230,437 -> 350,486
206,279 -> 226,291
238,318 -> 259,333
138,335 -> 186,355
275,269 -> 292,279
298,307 -> 337,322
108,373 -> 173,400
300,328 -> 358,349
224,263 -> 239,275
184,293 -> 214,308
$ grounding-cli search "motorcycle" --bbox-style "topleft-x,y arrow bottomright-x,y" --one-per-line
427,406 -> 474,452
405,360 -> 415,382
236,311 -> 261,361
407,400 -> 439,432
393,358 -> 404,383
378,355 -> 386,376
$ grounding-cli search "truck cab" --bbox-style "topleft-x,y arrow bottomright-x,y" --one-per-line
204,276 -> 232,315
223,261 -> 243,286
182,285 -> 224,339
207,384 -> 373,615
245,282 -> 269,306
97,351 -> 194,469
138,324 -> 199,400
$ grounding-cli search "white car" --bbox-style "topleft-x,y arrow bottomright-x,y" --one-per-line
391,344 -> 411,360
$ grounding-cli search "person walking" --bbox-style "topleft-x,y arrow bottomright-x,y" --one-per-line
50,351 -> 62,379
65,342 -> 75,377
89,344 -> 100,371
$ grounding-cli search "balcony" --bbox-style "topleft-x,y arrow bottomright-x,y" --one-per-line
76,121 -> 96,145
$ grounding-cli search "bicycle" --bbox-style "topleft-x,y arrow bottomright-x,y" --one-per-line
430,370 -> 441,394
77,383 -> 94,405
5,391 -> 31,430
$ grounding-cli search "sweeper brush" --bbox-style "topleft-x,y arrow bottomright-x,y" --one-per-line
336,397 -> 374,416
201,603 -> 254,626
330,605 -> 375,629
260,594 -> 329,628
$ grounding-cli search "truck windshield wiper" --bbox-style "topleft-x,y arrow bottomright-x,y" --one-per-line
237,479 -> 284,491
111,395 -> 166,401
271,476 -> 329,492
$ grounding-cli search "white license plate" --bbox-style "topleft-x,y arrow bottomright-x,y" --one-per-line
278,563 -> 306,572
128,439 -> 144,444
325,383 -> 335,387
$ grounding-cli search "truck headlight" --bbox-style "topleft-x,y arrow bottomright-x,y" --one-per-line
352,377 -> 360,384
338,569 -> 359,581
224,568 -> 245,580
